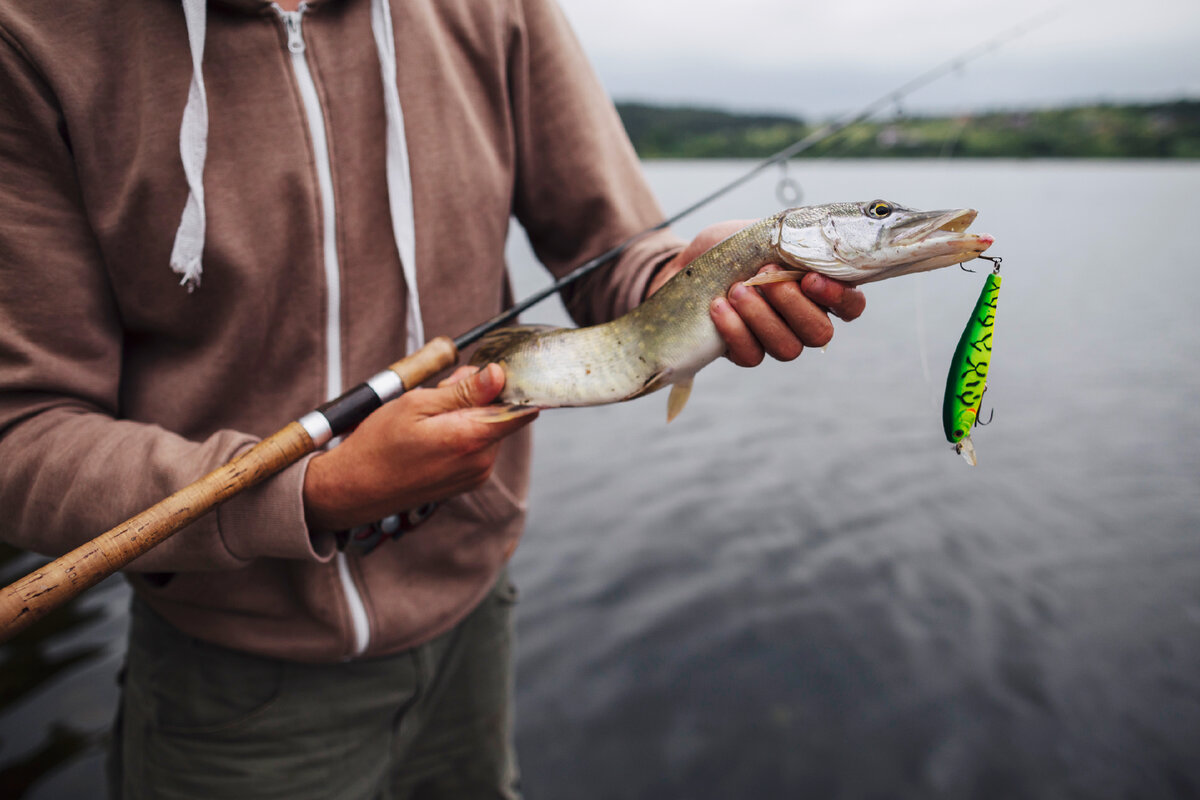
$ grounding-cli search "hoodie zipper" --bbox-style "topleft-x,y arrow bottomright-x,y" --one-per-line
274,3 -> 372,658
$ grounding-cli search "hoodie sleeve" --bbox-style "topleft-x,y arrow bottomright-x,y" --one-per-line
0,30 -> 332,572
507,0 -> 684,326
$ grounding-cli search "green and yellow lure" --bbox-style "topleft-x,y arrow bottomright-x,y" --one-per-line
943,260 -> 1001,465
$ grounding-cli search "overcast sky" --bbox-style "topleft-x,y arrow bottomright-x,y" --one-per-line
556,0 -> 1200,119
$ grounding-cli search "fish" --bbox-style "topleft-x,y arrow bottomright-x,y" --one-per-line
471,200 -> 994,421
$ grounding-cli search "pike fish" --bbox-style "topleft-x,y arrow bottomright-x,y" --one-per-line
471,200 -> 994,421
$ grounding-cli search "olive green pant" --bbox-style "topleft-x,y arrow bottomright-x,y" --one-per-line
107,576 -> 521,800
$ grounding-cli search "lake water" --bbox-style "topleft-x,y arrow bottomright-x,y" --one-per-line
3,160 -> 1199,798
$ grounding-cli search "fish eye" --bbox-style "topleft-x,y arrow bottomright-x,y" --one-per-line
866,200 -> 893,219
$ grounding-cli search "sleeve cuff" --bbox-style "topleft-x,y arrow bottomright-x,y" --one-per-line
606,228 -> 686,320
216,450 -> 336,563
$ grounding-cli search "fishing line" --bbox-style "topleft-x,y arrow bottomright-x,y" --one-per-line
915,274 -> 934,399
915,113 -> 981,411
459,4 -> 1067,351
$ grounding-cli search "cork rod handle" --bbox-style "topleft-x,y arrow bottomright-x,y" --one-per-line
0,422 -> 316,639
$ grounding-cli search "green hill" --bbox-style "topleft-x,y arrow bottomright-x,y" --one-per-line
614,100 -> 1200,159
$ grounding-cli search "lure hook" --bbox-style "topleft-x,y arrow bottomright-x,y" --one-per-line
974,386 -> 995,427
962,254 -> 1002,274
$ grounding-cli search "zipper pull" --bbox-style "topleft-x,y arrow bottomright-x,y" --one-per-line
279,9 -> 306,54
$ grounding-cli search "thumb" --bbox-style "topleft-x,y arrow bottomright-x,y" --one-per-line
426,362 -> 506,412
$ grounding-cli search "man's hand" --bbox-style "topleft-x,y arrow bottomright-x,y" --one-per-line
303,363 -> 537,532
649,220 -> 866,367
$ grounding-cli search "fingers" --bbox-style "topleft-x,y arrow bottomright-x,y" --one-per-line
423,362 -> 506,412
720,268 -> 826,364
711,267 -> 867,367
303,363 -> 535,531
711,293 -> 765,367
437,365 -> 480,388
418,362 -> 538,440
800,272 -> 867,322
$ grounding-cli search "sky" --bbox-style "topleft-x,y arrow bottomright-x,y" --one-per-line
556,0 -> 1200,119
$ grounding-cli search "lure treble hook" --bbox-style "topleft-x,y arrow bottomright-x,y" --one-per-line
960,254 -> 1003,274
974,386 -> 995,427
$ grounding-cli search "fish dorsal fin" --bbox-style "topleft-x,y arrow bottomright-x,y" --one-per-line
469,324 -> 561,367
666,378 -> 693,422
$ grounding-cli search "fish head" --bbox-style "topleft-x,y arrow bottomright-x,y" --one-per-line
773,200 -> 994,284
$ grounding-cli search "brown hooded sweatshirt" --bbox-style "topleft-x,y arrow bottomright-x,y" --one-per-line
0,0 -> 681,661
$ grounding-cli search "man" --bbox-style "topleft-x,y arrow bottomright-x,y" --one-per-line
0,0 -> 864,797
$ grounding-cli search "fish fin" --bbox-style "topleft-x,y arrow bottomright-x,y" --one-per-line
666,378 -> 693,422
463,404 -> 541,424
619,368 -> 673,403
743,269 -> 807,287
469,324 -> 561,366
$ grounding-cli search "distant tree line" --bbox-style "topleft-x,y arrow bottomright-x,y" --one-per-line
614,99 -> 1200,159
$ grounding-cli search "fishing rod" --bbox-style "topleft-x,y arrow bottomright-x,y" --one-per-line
0,8 -> 1059,641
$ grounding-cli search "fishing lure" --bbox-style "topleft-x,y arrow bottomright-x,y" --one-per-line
943,258 -> 1001,465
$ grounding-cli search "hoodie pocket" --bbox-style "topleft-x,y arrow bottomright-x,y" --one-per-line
450,471 -> 526,528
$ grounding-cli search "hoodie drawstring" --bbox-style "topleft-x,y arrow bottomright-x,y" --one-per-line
369,0 -> 424,354
171,0 -> 424,355
170,0 -> 208,291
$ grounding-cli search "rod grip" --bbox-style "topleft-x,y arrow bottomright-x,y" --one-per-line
385,336 -> 459,388
0,422 -> 316,641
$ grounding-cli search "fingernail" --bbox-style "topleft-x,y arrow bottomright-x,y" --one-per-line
730,283 -> 749,302
476,363 -> 500,393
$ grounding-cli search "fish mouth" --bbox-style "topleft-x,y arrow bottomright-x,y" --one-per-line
891,208 -> 980,245
861,206 -> 994,283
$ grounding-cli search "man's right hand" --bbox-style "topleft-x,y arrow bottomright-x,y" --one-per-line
302,363 -> 537,532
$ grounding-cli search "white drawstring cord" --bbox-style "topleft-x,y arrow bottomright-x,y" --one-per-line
170,0 -> 209,291
370,0 -> 425,353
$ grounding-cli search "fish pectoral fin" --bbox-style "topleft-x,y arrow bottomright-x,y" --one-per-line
742,269 -> 808,287
666,378 -> 693,423
469,324 -> 561,366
